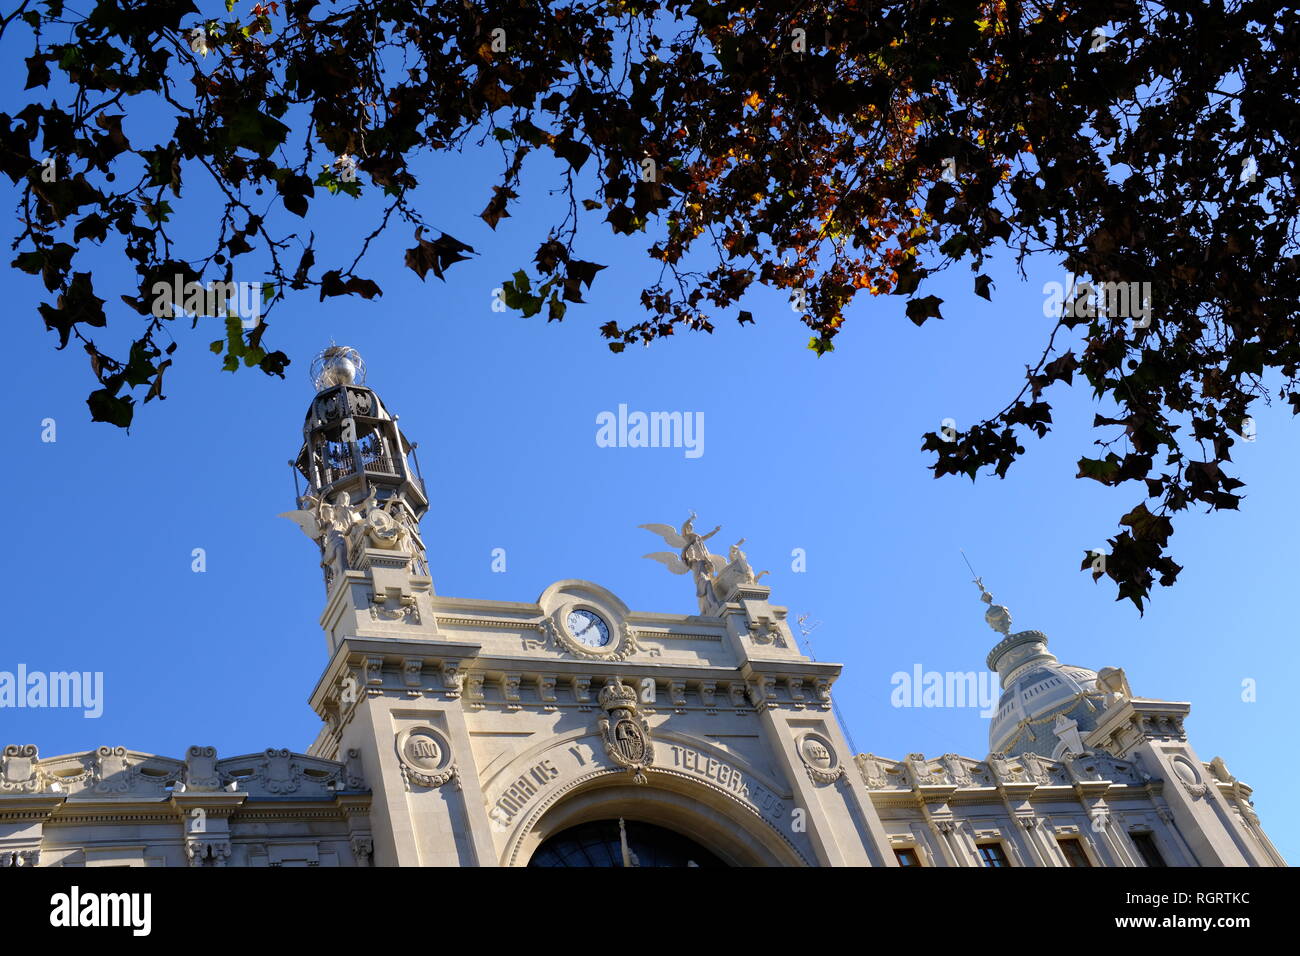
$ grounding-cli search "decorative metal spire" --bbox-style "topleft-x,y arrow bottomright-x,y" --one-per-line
309,344 -> 366,392
962,550 -> 1013,636
283,346 -> 429,594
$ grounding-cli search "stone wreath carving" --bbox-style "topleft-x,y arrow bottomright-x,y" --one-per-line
798,733 -> 843,785
395,726 -> 458,790
1172,754 -> 1210,800
546,610 -> 640,662
370,594 -> 420,624
597,678 -> 654,784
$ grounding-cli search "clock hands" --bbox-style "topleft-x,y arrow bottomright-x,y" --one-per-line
570,613 -> 607,646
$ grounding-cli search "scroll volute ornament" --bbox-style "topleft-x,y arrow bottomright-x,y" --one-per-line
0,745 -> 40,793
598,678 -> 653,784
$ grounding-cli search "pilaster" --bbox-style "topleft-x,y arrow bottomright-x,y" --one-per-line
1087,698 -> 1258,865
0,792 -> 64,867
309,636 -> 496,867
169,792 -> 246,867
742,658 -> 893,866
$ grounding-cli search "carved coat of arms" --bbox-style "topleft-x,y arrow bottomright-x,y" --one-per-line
597,679 -> 654,784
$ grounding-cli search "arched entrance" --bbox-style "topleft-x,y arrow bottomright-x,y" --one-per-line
508,769 -> 810,867
528,819 -> 727,867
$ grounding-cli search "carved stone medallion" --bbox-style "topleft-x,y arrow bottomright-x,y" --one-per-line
395,726 -> 457,790
798,733 -> 843,785
364,506 -> 410,552
1171,754 -> 1210,799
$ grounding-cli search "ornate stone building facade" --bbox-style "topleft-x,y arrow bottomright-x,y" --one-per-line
0,348 -> 1284,867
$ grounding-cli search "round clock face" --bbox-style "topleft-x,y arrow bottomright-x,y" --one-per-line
566,609 -> 611,648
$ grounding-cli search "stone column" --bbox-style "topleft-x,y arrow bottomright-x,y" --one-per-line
1015,815 -> 1054,866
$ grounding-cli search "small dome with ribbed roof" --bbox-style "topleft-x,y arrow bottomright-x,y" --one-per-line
967,573 -> 1108,758
986,629 -> 1106,757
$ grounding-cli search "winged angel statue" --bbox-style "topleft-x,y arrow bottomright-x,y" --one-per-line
279,492 -> 363,585
281,489 -> 419,586
639,512 -> 731,605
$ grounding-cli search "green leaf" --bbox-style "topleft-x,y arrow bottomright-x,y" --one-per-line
275,171 -> 314,216
223,107 -> 290,157
905,295 -> 944,325
87,388 -> 133,428
892,259 -> 927,296
144,200 -> 173,224
24,55 -> 50,90
566,260 -> 606,288
1076,454 -> 1121,484
552,137 -> 591,171
500,281 -> 525,310
13,250 -> 44,275
939,234 -> 968,258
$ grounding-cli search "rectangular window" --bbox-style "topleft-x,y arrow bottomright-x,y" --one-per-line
977,842 -> 1009,867
1129,832 -> 1167,867
1058,837 -> 1092,867
893,847 -> 921,867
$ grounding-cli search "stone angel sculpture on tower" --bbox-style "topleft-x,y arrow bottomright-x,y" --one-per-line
640,512 -> 726,607
726,538 -> 769,584
278,492 -> 361,583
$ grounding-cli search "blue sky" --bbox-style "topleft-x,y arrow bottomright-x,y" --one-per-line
2,14 -> 1295,863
